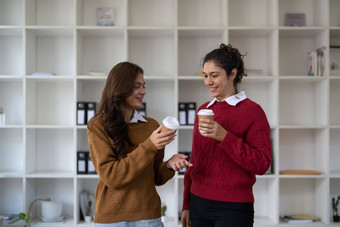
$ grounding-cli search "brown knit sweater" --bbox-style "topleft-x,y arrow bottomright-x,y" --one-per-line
87,113 -> 175,223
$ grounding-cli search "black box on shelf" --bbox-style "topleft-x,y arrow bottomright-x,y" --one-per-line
77,102 -> 87,125
77,151 -> 88,174
187,102 -> 196,125
178,151 -> 191,175
178,103 -> 187,125
178,102 -> 196,125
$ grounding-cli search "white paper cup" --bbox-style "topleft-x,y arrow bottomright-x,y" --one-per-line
197,109 -> 214,134
41,201 -> 63,219
161,116 -> 180,132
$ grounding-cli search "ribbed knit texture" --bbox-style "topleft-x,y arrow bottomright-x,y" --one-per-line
87,113 -> 175,223
183,98 -> 272,210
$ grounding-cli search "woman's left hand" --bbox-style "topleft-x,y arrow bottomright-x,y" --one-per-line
198,118 -> 227,141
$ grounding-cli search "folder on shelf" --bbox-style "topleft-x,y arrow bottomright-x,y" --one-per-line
77,151 -> 88,174
86,102 -> 96,123
77,102 -> 86,125
178,103 -> 187,125
187,102 -> 196,125
138,102 -> 146,116
87,151 -> 96,174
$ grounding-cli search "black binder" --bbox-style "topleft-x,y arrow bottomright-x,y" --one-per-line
86,102 -> 96,123
178,103 -> 187,125
77,151 -> 88,174
138,102 -> 146,116
77,102 -> 86,125
187,102 -> 196,125
87,152 -> 96,174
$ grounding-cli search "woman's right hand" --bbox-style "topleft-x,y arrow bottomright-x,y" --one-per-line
181,210 -> 191,227
150,125 -> 176,150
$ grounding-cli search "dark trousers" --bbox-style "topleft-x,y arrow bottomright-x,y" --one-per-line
189,194 -> 254,227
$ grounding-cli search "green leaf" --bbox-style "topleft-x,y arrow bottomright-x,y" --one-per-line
19,213 -> 26,220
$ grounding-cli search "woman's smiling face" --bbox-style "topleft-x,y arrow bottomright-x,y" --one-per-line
125,73 -> 146,111
203,61 -> 236,100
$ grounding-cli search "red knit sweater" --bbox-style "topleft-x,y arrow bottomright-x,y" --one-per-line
182,98 -> 272,210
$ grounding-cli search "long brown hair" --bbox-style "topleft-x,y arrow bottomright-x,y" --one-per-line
98,62 -> 144,157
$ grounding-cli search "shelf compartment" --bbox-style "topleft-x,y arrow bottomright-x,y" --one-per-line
128,29 -> 175,77
157,179 -> 177,221
77,28 -> 125,76
25,28 -> 75,75
253,178 -> 278,225
279,178 -> 328,224
0,29 -> 24,75
77,79 -> 105,105
278,0 -> 327,27
279,79 -> 327,126
0,0 -> 23,26
330,79 -> 340,125
178,29 -> 226,76
26,79 -> 74,125
26,128 -> 74,174
330,129 -> 340,175
0,128 -> 24,173
143,80 -> 175,125
330,0 -> 340,27
178,0 -> 226,27
0,79 -> 24,125
0,178 -> 24,214
330,30 -> 340,76
77,128 -> 90,152
228,0 -> 276,27
279,128 -> 328,174
77,0 -> 126,26
178,130 -> 193,152
178,79 -> 211,111
240,76 -> 278,128
279,29 -> 327,76
229,29 -> 277,77
25,0 -> 75,26
25,178 -> 74,222
128,0 -> 175,27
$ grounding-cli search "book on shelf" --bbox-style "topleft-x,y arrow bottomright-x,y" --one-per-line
307,46 -> 326,77
280,214 -> 320,223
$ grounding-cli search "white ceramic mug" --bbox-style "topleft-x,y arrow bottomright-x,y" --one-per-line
41,201 -> 63,219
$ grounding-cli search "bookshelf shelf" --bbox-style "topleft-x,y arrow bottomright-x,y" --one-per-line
0,0 -> 339,226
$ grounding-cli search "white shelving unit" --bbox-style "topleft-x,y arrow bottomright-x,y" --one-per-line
0,0 -> 340,226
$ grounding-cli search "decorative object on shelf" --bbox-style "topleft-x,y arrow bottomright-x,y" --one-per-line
40,201 -> 64,223
280,214 -> 320,223
97,8 -> 114,26
0,214 -> 19,225
0,107 -> 5,125
307,46 -> 326,77
332,196 -> 340,222
279,170 -> 322,175
161,204 -> 167,223
80,191 -> 95,222
285,13 -> 306,26
330,46 -> 340,75
84,200 -> 92,223
19,198 -> 51,227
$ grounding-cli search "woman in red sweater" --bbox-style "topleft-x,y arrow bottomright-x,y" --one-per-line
181,44 -> 272,227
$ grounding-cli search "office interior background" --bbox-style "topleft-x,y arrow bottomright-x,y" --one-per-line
1,0 -> 340,226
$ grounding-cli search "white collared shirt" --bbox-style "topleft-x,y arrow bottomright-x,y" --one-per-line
206,91 -> 247,108
130,109 -> 147,123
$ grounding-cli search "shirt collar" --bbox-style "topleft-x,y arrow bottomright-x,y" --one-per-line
206,91 -> 247,108
130,109 -> 147,123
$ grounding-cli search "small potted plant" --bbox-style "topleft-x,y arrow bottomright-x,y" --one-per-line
84,200 -> 92,223
332,196 -> 340,222
161,204 -> 167,223
19,198 -> 51,227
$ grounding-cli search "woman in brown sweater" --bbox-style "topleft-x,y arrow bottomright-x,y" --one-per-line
87,62 -> 191,227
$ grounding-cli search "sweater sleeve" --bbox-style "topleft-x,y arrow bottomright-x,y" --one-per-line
87,120 -> 158,189
153,148 -> 175,186
219,105 -> 272,175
